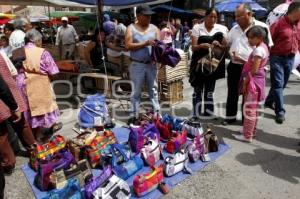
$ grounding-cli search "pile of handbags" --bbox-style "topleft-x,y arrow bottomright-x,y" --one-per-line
29,96 -> 220,198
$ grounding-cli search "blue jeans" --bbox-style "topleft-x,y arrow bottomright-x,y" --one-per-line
265,55 -> 294,116
129,62 -> 160,115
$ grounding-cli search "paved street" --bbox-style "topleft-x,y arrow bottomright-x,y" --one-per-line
4,71 -> 300,199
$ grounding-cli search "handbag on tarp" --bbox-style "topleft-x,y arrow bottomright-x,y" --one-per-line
141,136 -> 162,166
182,118 -> 204,138
67,130 -> 97,161
92,175 -> 131,199
34,150 -> 76,191
133,164 -> 164,197
165,130 -> 187,154
84,166 -> 112,199
42,178 -> 83,199
155,114 -> 184,141
128,122 -> 160,153
30,135 -> 66,171
164,149 -> 192,177
203,127 -> 219,153
187,135 -> 207,162
110,144 -> 143,180
78,94 -> 110,128
85,130 -> 117,168
50,159 -> 93,189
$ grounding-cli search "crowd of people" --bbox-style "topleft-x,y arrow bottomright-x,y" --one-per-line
1,2 -> 300,198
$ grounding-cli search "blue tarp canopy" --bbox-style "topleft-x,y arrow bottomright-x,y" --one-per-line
66,0 -> 170,6
152,5 -> 199,17
215,0 -> 268,16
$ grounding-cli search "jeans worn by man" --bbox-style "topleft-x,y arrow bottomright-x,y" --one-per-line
265,4 -> 300,124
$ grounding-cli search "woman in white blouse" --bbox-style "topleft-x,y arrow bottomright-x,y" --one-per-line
190,8 -> 228,119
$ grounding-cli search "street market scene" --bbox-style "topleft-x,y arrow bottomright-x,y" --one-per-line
0,0 -> 299,199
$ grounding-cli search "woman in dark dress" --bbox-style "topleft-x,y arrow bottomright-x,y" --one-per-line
190,8 -> 228,118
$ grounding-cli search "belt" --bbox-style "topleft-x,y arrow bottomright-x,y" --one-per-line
275,53 -> 295,58
130,58 -> 151,64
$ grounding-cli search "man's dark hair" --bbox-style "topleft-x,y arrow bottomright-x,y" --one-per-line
4,24 -> 14,32
287,2 -> 300,14
205,7 -> 219,17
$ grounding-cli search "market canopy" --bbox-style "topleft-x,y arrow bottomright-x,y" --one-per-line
215,0 -> 268,16
0,0 -> 95,8
0,13 -> 16,25
66,0 -> 171,8
152,5 -> 199,18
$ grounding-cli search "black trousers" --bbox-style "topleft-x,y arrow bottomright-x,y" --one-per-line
226,62 -> 243,119
192,78 -> 216,117
0,166 -> 4,199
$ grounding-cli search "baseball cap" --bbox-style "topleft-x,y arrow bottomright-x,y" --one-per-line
136,5 -> 155,15
61,17 -> 68,21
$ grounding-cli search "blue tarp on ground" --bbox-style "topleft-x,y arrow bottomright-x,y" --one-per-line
66,0 -> 168,6
215,0 -> 268,16
22,127 -> 230,199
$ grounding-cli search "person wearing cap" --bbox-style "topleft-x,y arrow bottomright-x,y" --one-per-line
55,17 -> 79,60
125,5 -> 160,120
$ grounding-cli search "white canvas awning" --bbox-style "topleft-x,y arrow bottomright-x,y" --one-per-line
0,0 -> 95,8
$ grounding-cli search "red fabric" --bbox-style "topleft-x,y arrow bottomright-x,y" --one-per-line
270,16 -> 300,56
0,54 -> 27,122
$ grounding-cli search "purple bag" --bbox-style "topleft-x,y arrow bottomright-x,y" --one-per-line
151,40 -> 181,67
34,150 -> 76,191
128,122 -> 160,153
84,166 -> 112,199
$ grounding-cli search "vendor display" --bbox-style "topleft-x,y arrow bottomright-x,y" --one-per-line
25,94 -> 222,199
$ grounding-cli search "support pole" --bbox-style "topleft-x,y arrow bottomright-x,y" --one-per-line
97,0 -> 103,29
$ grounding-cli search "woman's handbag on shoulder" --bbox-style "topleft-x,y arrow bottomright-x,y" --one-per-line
198,45 -> 224,76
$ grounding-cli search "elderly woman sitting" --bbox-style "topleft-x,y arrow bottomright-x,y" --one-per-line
15,29 -> 62,143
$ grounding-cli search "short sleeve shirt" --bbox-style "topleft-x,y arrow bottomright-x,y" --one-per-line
253,46 -> 268,60
191,22 -> 228,37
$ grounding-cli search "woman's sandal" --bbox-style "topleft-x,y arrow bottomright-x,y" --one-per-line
51,122 -> 63,134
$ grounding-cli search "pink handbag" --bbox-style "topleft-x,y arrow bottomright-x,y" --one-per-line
141,136 -> 162,166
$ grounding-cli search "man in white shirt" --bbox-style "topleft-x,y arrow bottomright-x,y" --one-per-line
55,17 -> 79,60
222,3 -> 273,125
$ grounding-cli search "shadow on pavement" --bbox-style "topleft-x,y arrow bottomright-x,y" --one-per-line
255,129 -> 299,150
236,148 -> 300,184
284,94 -> 300,106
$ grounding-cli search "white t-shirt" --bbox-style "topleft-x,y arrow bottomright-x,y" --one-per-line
9,29 -> 25,52
227,18 -> 273,64
192,22 -> 228,37
252,45 -> 268,60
